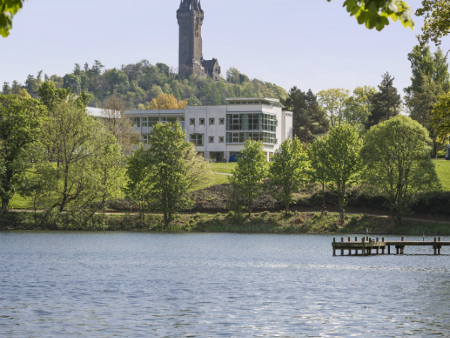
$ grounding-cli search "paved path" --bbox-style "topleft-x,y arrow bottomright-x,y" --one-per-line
215,172 -> 233,176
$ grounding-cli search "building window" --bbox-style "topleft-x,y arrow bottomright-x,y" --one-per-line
199,118 -> 205,125
141,117 -> 148,127
148,117 -> 159,127
190,134 -> 204,146
209,136 -> 214,143
219,118 -> 225,125
226,113 -> 277,132
167,116 -> 177,123
190,118 -> 195,125
226,132 -> 277,144
209,152 -> 224,163
141,134 -> 149,144
219,136 -> 224,143
133,117 -> 140,128
209,118 -> 215,125
180,116 -> 185,122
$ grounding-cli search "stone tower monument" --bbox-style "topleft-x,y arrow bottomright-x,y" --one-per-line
177,0 -> 221,80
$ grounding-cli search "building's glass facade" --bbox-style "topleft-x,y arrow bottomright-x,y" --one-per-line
226,113 -> 277,132
226,132 -> 277,144
226,113 -> 277,144
133,116 -> 184,128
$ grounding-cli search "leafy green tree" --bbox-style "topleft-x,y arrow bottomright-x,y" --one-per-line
187,95 -> 202,106
282,87 -> 329,143
230,139 -> 266,216
38,81 -> 90,111
0,94 -> 47,212
316,124 -> 363,222
326,0 -> 414,31
408,75 -> 444,155
405,46 -> 450,97
367,72 -> 402,128
344,86 -> 377,128
124,145 -> 153,220
432,92 -> 450,141
126,122 -> 192,227
102,95 -> 140,155
361,115 -> 441,225
308,136 -> 331,215
405,46 -> 450,154
18,147 -> 58,223
268,137 -> 309,214
184,142 -> 214,191
317,88 -> 351,127
35,101 -> 124,226
416,0 -> 450,46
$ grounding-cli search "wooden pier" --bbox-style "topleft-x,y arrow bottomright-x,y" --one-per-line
332,237 -> 450,256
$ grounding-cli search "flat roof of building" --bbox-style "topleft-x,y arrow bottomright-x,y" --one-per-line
225,97 -> 279,104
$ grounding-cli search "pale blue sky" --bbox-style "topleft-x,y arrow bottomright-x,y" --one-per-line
0,0 -> 442,95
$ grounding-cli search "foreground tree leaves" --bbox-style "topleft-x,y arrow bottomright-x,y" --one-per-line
0,0 -> 25,37
416,0 -> 450,46
327,0 -> 414,31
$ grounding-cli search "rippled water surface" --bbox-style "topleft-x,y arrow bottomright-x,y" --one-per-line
1,232 -> 450,337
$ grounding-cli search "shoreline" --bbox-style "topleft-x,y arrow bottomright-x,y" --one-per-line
1,210 -> 449,236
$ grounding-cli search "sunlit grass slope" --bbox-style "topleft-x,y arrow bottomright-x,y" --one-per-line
434,159 -> 450,191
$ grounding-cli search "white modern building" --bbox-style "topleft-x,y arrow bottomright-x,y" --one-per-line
124,98 -> 293,162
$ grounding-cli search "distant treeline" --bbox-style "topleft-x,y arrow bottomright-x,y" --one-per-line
1,61 -> 288,109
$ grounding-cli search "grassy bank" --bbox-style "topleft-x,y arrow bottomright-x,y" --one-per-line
9,160 -> 450,210
1,211 -> 450,236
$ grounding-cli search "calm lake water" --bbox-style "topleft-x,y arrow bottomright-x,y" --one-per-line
1,232 -> 450,337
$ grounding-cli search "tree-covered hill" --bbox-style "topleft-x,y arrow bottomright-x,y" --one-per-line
1,61 -> 288,109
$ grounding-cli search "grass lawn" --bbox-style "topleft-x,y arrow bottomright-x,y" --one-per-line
212,162 -> 270,174
10,194 -> 32,210
212,162 -> 238,174
433,159 -> 450,191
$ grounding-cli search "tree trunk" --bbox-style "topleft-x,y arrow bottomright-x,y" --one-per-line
321,183 -> 326,215
1,197 -> 9,214
390,206 -> 396,227
285,201 -> 289,215
337,183 -> 344,222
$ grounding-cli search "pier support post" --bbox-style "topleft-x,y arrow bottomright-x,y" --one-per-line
434,238 -> 437,255
333,238 -> 336,256
341,237 -> 344,256
382,238 -> 385,254
388,245 -> 390,255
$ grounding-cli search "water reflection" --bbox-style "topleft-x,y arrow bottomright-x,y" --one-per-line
1,232 -> 450,337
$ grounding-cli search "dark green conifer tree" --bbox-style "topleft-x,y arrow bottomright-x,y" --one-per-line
366,72 -> 402,129
282,87 -> 329,143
